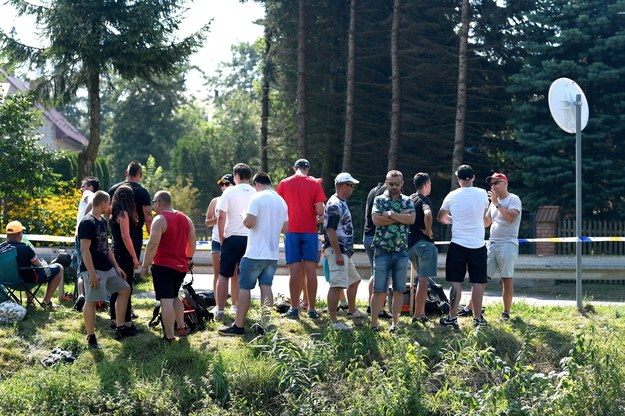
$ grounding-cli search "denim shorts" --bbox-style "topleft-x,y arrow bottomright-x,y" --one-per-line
487,241 -> 518,278
372,249 -> 409,293
238,257 -> 277,290
211,240 -> 221,254
408,240 -> 438,278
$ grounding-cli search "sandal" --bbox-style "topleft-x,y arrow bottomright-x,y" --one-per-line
177,326 -> 191,337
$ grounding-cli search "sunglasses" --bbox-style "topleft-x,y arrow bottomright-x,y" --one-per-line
340,183 -> 354,188
490,181 -> 505,186
387,182 -> 401,187
220,182 -> 231,187
152,199 -> 159,204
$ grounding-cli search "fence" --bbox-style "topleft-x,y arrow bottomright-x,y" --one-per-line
559,220 -> 625,255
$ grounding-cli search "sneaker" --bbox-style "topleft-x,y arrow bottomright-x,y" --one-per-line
307,309 -> 319,319
114,326 -> 129,340
378,309 -> 392,319
218,323 -> 245,336
230,305 -> 238,315
411,315 -> 428,325
215,310 -> 226,322
125,323 -> 142,337
440,315 -> 459,328
210,306 -> 219,315
389,324 -> 398,334
281,308 -> 299,319
473,317 -> 488,327
501,312 -> 510,321
346,309 -> 368,319
332,321 -> 353,331
73,296 -> 86,312
177,326 -> 191,337
163,336 -> 178,344
87,334 -> 100,349
457,307 -> 473,317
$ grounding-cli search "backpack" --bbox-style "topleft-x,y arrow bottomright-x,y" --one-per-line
148,272 -> 214,333
424,282 -> 450,316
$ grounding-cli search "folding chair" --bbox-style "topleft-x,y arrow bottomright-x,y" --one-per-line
0,246 -> 45,306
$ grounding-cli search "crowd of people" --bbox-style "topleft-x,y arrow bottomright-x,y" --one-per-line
3,159 -> 522,346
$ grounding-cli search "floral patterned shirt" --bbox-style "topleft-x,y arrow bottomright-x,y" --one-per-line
372,191 -> 415,251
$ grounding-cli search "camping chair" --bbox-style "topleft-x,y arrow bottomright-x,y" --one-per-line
0,246 -> 45,307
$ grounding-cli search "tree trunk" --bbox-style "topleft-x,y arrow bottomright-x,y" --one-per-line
296,0 -> 307,157
450,0 -> 469,190
342,0 -> 357,173
77,70 -> 100,186
260,23 -> 271,173
387,0 -> 401,171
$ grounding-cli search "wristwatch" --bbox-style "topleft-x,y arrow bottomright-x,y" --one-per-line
496,204 -> 501,209
387,210 -> 393,218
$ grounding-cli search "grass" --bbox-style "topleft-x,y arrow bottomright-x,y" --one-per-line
1,284 -> 625,415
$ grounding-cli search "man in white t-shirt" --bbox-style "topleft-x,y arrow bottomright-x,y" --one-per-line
459,172 -> 523,321
437,165 -> 489,328
218,172 -> 288,336
215,163 -> 256,321
73,176 -> 99,311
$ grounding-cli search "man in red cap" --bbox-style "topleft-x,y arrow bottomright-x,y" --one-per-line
458,172 -> 522,321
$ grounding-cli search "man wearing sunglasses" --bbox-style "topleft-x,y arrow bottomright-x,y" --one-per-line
370,170 -> 415,333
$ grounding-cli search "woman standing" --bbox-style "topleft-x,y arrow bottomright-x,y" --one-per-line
110,185 -> 140,335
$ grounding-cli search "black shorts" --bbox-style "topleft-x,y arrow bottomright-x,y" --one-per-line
445,242 -> 487,284
151,264 -> 186,299
219,235 -> 247,278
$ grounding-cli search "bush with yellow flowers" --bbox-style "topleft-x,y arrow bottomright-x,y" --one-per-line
2,182 -> 80,247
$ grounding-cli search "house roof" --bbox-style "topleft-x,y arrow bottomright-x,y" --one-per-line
0,69 -> 88,149
536,205 -> 561,222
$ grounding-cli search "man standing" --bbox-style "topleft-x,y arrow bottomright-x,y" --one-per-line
73,176 -> 100,312
218,172 -> 288,336
108,160 -> 152,320
484,173 -> 521,321
370,170 -> 415,333
215,163 -> 255,321
78,191 -> 131,348
437,165 -> 489,328
141,191 -> 196,342
276,159 -> 326,319
408,172 -> 438,326
324,173 -> 367,331
2,221 -> 63,308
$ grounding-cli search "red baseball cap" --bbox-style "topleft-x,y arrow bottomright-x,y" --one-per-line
486,173 -> 508,184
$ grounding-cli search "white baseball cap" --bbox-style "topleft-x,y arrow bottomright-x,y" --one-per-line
334,172 -> 360,184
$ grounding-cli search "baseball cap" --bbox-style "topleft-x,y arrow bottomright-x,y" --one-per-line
217,174 -> 235,185
5,220 -> 25,234
294,159 -> 310,169
455,164 -> 474,180
334,172 -> 360,184
486,172 -> 508,184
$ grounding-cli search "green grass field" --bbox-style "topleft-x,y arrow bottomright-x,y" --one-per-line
1,285 -> 624,415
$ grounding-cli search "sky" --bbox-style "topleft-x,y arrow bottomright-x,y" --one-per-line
0,0 -> 265,96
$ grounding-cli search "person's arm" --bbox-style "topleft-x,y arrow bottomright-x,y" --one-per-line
314,202 -> 325,216
326,227 -> 344,265
80,238 -> 101,289
186,216 -> 197,259
217,210 -> 227,243
243,213 -> 257,229
108,246 -> 126,280
484,206 -> 493,228
281,220 -> 289,234
118,211 -> 140,268
143,205 -> 153,235
141,215 -> 165,276
438,208 -> 452,225
205,198 -> 218,228
422,204 -> 434,239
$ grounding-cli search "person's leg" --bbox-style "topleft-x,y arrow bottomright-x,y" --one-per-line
413,276 -> 429,317
450,282 -> 463,316
327,287 -> 341,323
114,287 -> 130,327
83,301 -> 97,335
173,297 -> 185,329
346,281 -> 359,314
288,262 -> 303,310
391,290 -> 403,326
471,283 -> 485,320
370,251 -> 390,328
390,252 -> 409,327
217,275 -> 229,311
211,242 -> 221,294
259,284 -> 273,326
230,265 -> 239,308
160,298 -> 176,339
502,277 -> 513,313
468,245 -> 488,321
303,260 -> 318,310
43,265 -> 63,304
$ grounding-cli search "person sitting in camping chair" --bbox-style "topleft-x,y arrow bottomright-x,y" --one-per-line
2,221 -> 63,307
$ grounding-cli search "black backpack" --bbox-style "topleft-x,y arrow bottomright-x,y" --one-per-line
424,282 -> 451,316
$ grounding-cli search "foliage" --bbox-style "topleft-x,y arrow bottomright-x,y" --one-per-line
0,92 -> 59,201
50,152 -> 111,191
141,155 -> 170,199
2,182 -> 80,243
168,176 -> 202,223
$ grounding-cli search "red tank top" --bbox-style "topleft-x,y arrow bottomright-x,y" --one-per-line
153,211 -> 190,272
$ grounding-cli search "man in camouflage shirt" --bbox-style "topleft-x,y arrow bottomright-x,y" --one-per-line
370,170 -> 415,333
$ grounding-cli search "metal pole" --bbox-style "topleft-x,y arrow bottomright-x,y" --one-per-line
575,94 -> 582,311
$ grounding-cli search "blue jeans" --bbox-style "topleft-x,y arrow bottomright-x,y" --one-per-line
408,240 -> 438,278
238,257 -> 277,290
372,249 -> 409,293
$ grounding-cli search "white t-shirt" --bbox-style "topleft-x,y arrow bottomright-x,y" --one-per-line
75,189 -> 95,235
488,193 -> 522,245
441,186 -> 489,249
244,189 -> 288,260
211,196 -> 221,243
216,183 -> 255,238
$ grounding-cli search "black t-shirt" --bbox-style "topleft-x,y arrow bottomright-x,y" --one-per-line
408,192 -> 435,247
2,241 -> 37,281
363,184 -> 386,237
78,213 -> 113,272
